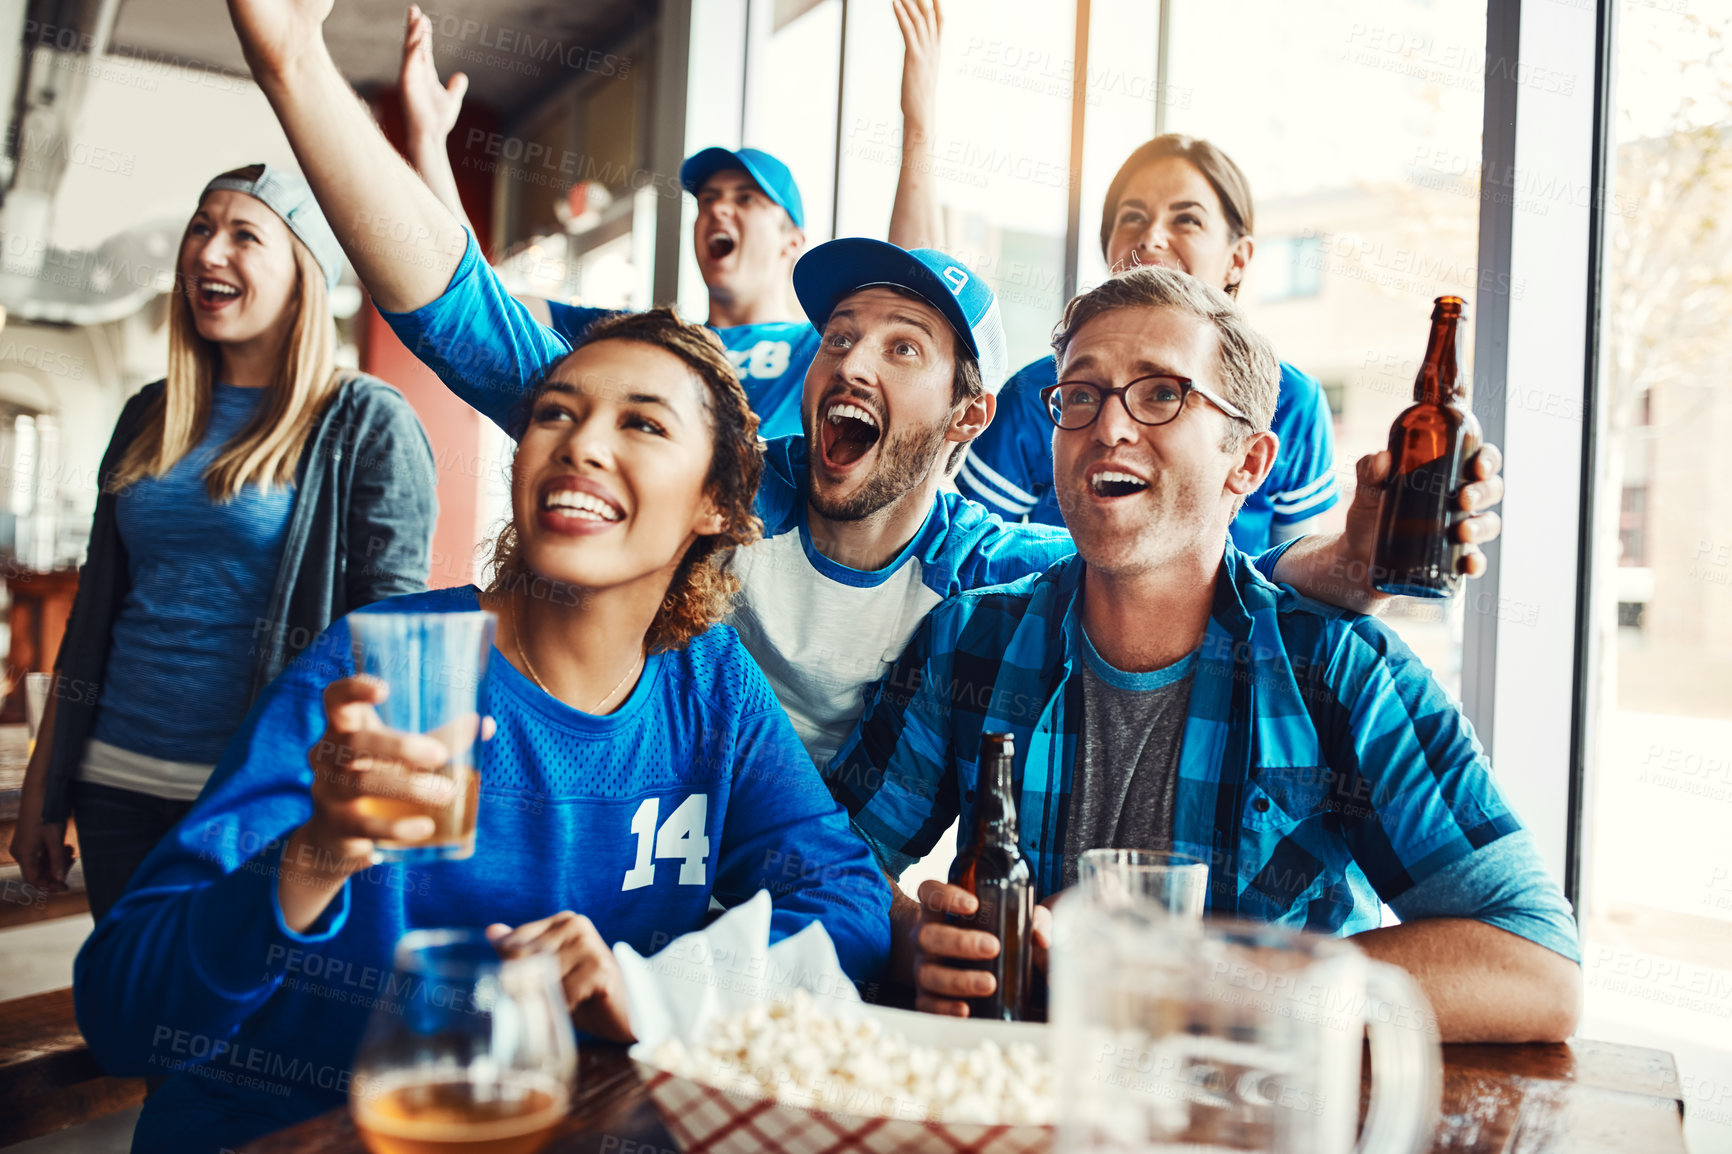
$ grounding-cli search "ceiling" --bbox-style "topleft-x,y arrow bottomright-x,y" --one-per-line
108,0 -> 648,117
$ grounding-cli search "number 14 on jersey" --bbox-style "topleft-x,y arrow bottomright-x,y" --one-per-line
621,795 -> 710,890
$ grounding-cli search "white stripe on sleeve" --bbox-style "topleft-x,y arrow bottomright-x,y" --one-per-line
957,452 -> 1037,516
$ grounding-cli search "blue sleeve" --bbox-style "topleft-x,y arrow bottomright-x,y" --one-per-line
73,627 -> 358,1075
1385,829 -> 1580,962
1307,616 -> 1536,915
1247,535 -> 1304,585
376,231 -> 572,432
948,499 -> 1074,591
1266,364 -> 1340,524
545,301 -> 619,346
824,609 -> 962,879
957,361 -> 1056,520
712,701 -> 892,983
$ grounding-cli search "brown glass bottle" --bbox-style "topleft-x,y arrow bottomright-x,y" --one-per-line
947,733 -> 1034,1021
1372,296 -> 1483,599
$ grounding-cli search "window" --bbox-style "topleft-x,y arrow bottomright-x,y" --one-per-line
1163,0 -> 1489,697
834,0 -> 1078,372
1253,235 -> 1324,302
1579,4 -> 1732,1149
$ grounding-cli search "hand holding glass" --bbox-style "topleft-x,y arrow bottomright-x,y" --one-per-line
347,611 -> 496,864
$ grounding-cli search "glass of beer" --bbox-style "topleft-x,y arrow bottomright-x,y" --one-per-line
348,611 -> 496,864
1077,848 -> 1209,919
351,928 -> 577,1154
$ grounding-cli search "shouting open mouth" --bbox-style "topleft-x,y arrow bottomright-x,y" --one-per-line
706,231 -> 738,262
819,400 -> 882,469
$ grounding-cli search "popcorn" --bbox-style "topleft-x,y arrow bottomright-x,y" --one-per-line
645,990 -> 1057,1125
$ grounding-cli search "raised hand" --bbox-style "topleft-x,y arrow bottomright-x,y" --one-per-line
887,0 -> 944,250
893,0 -> 942,136
225,0 -> 334,83
400,5 -> 468,152
488,912 -> 634,1041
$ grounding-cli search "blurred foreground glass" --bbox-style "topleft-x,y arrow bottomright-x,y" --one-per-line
349,612 -> 497,864
352,928 -> 577,1154
1053,900 -> 1440,1153
23,672 -> 51,755
1077,848 -> 1208,918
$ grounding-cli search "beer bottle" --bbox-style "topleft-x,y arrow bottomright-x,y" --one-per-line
1372,296 -> 1483,598
947,733 -> 1034,1021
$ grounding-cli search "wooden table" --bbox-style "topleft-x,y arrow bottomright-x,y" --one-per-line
241,1036 -> 1686,1153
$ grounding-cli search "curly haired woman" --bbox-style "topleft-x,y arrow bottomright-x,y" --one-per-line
73,308 -> 890,1154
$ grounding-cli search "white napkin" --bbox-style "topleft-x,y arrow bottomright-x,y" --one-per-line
617,890 -> 865,1054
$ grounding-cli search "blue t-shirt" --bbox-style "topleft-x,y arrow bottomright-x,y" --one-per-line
73,585 -> 891,1154
546,302 -> 819,441
96,384 -> 295,764
957,355 -> 1340,552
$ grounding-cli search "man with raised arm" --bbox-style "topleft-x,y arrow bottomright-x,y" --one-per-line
825,268 -> 1581,1044
395,0 -> 947,439
226,0 -> 1506,781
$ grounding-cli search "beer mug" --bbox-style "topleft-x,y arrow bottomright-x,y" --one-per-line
351,928 -> 577,1154
348,611 -> 496,863
1052,898 -> 1441,1153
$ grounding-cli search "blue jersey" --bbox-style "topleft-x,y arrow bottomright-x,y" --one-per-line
728,436 -> 1075,768
73,586 -> 890,1153
546,302 -> 819,442
957,355 -> 1340,552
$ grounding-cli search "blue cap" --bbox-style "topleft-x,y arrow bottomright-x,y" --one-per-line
201,165 -> 344,291
793,238 -> 1009,394
680,147 -> 805,231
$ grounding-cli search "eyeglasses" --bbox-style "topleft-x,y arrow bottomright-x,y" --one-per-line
1039,374 -> 1252,431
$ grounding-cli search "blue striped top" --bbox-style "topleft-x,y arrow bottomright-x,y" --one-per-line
94,384 -> 295,764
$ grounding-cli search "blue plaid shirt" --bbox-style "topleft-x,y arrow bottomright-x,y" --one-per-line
827,548 -> 1532,937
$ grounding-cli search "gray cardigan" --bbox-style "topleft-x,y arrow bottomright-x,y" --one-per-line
41,374 -> 439,822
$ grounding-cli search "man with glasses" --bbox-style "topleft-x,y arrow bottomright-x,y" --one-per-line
826,268 -> 1582,1044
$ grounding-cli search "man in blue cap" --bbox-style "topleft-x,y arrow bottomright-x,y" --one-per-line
396,0 -> 946,440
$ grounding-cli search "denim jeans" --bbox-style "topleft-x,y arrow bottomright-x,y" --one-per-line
71,781 -> 195,922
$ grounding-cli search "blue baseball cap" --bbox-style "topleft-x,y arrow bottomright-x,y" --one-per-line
680,147 -> 805,231
793,238 -> 1009,394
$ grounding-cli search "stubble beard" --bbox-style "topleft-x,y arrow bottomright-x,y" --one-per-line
1060,468 -> 1219,579
808,416 -> 953,523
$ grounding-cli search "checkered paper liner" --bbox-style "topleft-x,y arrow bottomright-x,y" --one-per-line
636,1047 -> 1053,1154
617,895 -> 1054,1152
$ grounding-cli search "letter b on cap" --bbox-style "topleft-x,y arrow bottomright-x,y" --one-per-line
942,266 -> 968,295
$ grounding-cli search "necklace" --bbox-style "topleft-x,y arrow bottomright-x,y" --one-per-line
511,592 -> 643,714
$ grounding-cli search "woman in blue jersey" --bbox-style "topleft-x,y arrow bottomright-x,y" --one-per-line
8,164 -> 436,922
957,135 -> 1343,550
73,308 -> 892,1154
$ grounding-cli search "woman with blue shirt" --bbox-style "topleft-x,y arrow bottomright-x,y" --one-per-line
8,165 -> 438,921
72,307 -> 892,1154
957,135 -> 1342,551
